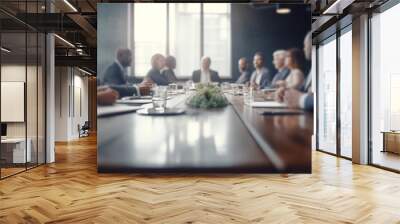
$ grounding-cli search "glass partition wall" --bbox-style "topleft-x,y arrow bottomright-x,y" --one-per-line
0,2 -> 46,179
316,25 -> 352,159
370,2 -> 400,171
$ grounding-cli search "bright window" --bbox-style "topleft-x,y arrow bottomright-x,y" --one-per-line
339,29 -> 352,158
317,37 -> 337,154
133,3 -> 231,78
169,3 -> 201,78
203,3 -> 231,77
134,3 -> 167,77
370,3 -> 400,170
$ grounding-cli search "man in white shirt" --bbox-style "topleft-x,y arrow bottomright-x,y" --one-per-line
192,56 -> 221,83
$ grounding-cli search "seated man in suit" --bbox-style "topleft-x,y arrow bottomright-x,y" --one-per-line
275,32 -> 313,112
236,57 -> 252,84
192,56 -> 221,83
270,50 -> 290,88
249,52 -> 273,89
101,48 -> 151,97
103,48 -> 132,85
146,53 -> 170,86
162,55 -> 178,83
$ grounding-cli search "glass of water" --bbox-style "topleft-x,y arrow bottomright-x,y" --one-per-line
221,82 -> 230,92
152,86 -> 167,111
243,85 -> 254,105
184,80 -> 194,95
168,83 -> 178,94
231,84 -> 239,95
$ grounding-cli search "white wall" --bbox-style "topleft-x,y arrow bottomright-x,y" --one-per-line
55,67 -> 89,141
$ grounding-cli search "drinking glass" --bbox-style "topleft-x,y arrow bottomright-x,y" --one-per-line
168,83 -> 178,94
184,80 -> 194,95
243,86 -> 253,105
221,82 -> 231,92
152,86 -> 167,111
231,84 -> 239,95
237,84 -> 245,95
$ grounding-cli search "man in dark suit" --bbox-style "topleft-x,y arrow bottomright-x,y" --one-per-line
162,55 -> 178,83
236,57 -> 252,84
192,56 -> 221,83
249,52 -> 273,89
103,48 -> 132,85
270,50 -> 290,88
101,48 -> 151,97
146,53 -> 170,86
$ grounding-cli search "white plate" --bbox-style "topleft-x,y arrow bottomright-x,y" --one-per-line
116,99 -> 153,104
137,108 -> 186,116
98,105 -> 141,117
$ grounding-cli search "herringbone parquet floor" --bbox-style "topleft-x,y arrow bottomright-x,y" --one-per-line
1,135 -> 400,224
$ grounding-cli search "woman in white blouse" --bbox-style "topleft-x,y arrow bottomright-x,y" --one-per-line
275,48 -> 305,90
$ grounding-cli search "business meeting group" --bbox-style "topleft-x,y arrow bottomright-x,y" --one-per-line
97,32 -> 313,112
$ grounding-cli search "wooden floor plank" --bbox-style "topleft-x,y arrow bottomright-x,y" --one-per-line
0,135 -> 400,223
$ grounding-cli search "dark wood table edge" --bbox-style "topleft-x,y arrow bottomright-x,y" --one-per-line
227,99 -> 287,172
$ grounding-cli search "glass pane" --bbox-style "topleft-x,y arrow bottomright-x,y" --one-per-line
317,37 -> 337,154
169,3 -> 201,78
203,3 -> 231,78
134,3 -> 167,77
38,33 -> 46,165
371,4 -> 400,171
1,31 -> 27,177
339,30 -> 352,158
27,31 -> 38,169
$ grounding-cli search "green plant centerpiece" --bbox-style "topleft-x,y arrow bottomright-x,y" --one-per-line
186,83 -> 228,109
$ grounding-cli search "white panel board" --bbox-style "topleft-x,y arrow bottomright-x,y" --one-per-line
1,82 -> 25,122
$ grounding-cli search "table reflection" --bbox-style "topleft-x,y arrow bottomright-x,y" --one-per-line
98,96 -> 272,172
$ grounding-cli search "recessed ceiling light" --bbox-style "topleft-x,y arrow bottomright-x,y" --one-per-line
78,68 -> 92,76
1,47 -> 11,53
54,34 -> 75,48
63,0 -> 78,12
276,8 -> 291,14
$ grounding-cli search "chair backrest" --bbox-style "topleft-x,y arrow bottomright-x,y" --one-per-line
82,121 -> 90,129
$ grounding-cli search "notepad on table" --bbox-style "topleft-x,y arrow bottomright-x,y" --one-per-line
248,101 -> 287,108
98,104 -> 142,117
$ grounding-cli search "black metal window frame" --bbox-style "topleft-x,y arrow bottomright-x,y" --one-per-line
315,21 -> 353,161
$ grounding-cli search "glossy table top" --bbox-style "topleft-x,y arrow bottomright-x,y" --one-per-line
98,94 -> 312,173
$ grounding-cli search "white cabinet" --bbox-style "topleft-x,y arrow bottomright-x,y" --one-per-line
1,138 -> 32,163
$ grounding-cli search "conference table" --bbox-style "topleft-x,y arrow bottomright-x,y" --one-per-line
98,93 -> 312,173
